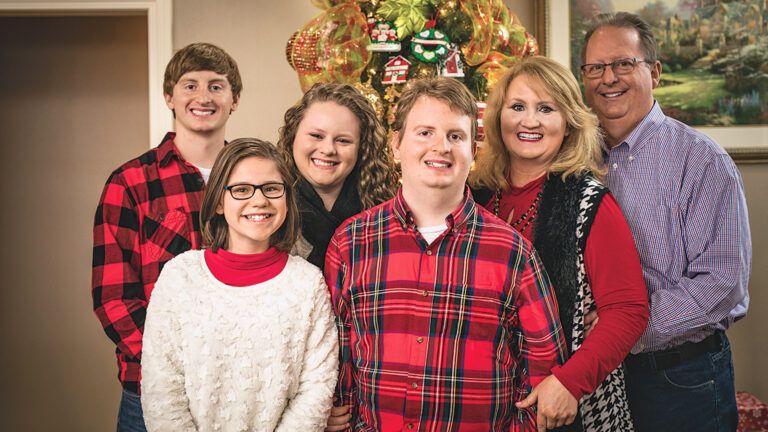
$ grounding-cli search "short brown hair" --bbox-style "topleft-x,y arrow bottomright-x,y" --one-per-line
201,138 -> 299,252
163,42 -> 243,101
470,56 -> 605,190
582,12 -> 658,63
392,77 -> 478,141
277,83 -> 397,209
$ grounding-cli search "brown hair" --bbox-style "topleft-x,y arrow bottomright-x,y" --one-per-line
201,138 -> 299,252
163,42 -> 243,101
392,77 -> 478,141
470,56 -> 605,191
277,83 -> 397,209
582,12 -> 658,63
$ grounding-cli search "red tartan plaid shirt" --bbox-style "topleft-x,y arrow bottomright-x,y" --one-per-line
91,132 -> 205,393
324,188 -> 568,432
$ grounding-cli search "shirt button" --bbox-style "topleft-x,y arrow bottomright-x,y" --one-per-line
426,250 -> 433,256
407,424 -> 414,430
628,155 -> 635,161
411,382 -> 418,389
421,290 -> 429,297
417,337 -> 424,343
612,163 -> 618,170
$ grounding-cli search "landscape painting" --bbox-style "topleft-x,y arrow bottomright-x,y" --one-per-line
569,0 -> 768,127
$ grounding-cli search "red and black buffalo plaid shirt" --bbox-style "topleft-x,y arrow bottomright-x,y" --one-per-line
92,132 -> 205,393
324,188 -> 568,431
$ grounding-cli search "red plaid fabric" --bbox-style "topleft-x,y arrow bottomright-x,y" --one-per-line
92,132 -> 205,393
325,188 -> 568,431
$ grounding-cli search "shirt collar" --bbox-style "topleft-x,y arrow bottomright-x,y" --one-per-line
619,101 -> 665,152
393,186 -> 476,233
157,132 -> 181,167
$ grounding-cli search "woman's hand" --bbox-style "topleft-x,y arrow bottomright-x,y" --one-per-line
516,375 -> 577,431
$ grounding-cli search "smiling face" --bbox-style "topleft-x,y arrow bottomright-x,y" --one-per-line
217,156 -> 287,254
292,101 -> 360,201
164,70 -> 239,137
583,25 -> 661,146
501,74 -> 568,177
393,96 -> 474,200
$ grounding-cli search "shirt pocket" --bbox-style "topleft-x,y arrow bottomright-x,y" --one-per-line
142,208 -> 191,262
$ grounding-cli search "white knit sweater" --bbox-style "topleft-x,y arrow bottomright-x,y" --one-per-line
141,250 -> 338,432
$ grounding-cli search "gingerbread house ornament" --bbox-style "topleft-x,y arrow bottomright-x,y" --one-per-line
440,45 -> 465,77
383,55 -> 411,85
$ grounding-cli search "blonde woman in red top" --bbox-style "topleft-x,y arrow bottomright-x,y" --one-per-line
471,56 -> 649,431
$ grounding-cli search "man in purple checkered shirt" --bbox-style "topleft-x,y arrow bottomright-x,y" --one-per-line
580,12 -> 751,432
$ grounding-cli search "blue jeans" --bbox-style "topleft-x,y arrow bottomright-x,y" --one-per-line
117,389 -> 148,432
625,332 -> 737,432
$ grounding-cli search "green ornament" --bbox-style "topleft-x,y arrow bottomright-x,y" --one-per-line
410,28 -> 450,63
377,0 -> 431,39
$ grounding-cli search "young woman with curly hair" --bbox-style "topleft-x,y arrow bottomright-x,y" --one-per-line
278,83 -> 398,269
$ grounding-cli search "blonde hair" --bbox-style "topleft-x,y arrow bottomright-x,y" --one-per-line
277,83 -> 397,209
471,56 -> 605,191
200,138 -> 300,252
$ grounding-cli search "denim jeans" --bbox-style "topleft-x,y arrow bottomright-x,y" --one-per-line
117,389 -> 148,432
625,332 -> 737,432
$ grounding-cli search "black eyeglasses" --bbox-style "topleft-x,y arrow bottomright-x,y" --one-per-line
224,182 -> 286,200
580,57 -> 653,79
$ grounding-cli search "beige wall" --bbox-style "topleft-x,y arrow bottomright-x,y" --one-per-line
0,15 -> 148,430
729,163 -> 768,400
174,0 -> 321,143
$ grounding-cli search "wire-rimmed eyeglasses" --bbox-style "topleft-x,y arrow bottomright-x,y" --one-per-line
224,182 -> 286,200
580,57 -> 653,79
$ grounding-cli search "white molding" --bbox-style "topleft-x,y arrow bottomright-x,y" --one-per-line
0,1 -> 174,147
546,0 -> 570,67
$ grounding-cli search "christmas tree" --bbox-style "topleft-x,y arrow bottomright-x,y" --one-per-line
286,0 -> 539,134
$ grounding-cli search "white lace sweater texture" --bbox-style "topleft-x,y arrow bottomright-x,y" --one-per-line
141,251 -> 338,432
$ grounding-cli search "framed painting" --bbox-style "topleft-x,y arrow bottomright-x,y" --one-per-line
546,0 -> 768,162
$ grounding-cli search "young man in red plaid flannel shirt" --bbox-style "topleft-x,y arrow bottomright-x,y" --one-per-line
324,77 -> 568,432
91,42 -> 242,431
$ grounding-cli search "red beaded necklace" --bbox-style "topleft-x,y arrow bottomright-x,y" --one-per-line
492,189 -> 543,234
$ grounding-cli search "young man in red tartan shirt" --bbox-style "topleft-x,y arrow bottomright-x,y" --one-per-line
91,42 -> 241,431
324,77 -> 568,432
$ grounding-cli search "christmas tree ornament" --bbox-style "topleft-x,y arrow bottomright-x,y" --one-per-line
460,0 -> 493,65
439,44 -> 465,77
353,81 -> 385,118
367,21 -> 401,52
411,28 -> 450,63
288,2 -> 371,91
382,55 -> 410,85
476,101 -> 487,142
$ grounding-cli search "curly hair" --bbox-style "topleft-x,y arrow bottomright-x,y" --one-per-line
470,56 -> 605,191
277,83 -> 397,209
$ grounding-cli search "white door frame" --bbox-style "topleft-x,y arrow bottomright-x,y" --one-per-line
0,1 -> 173,146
